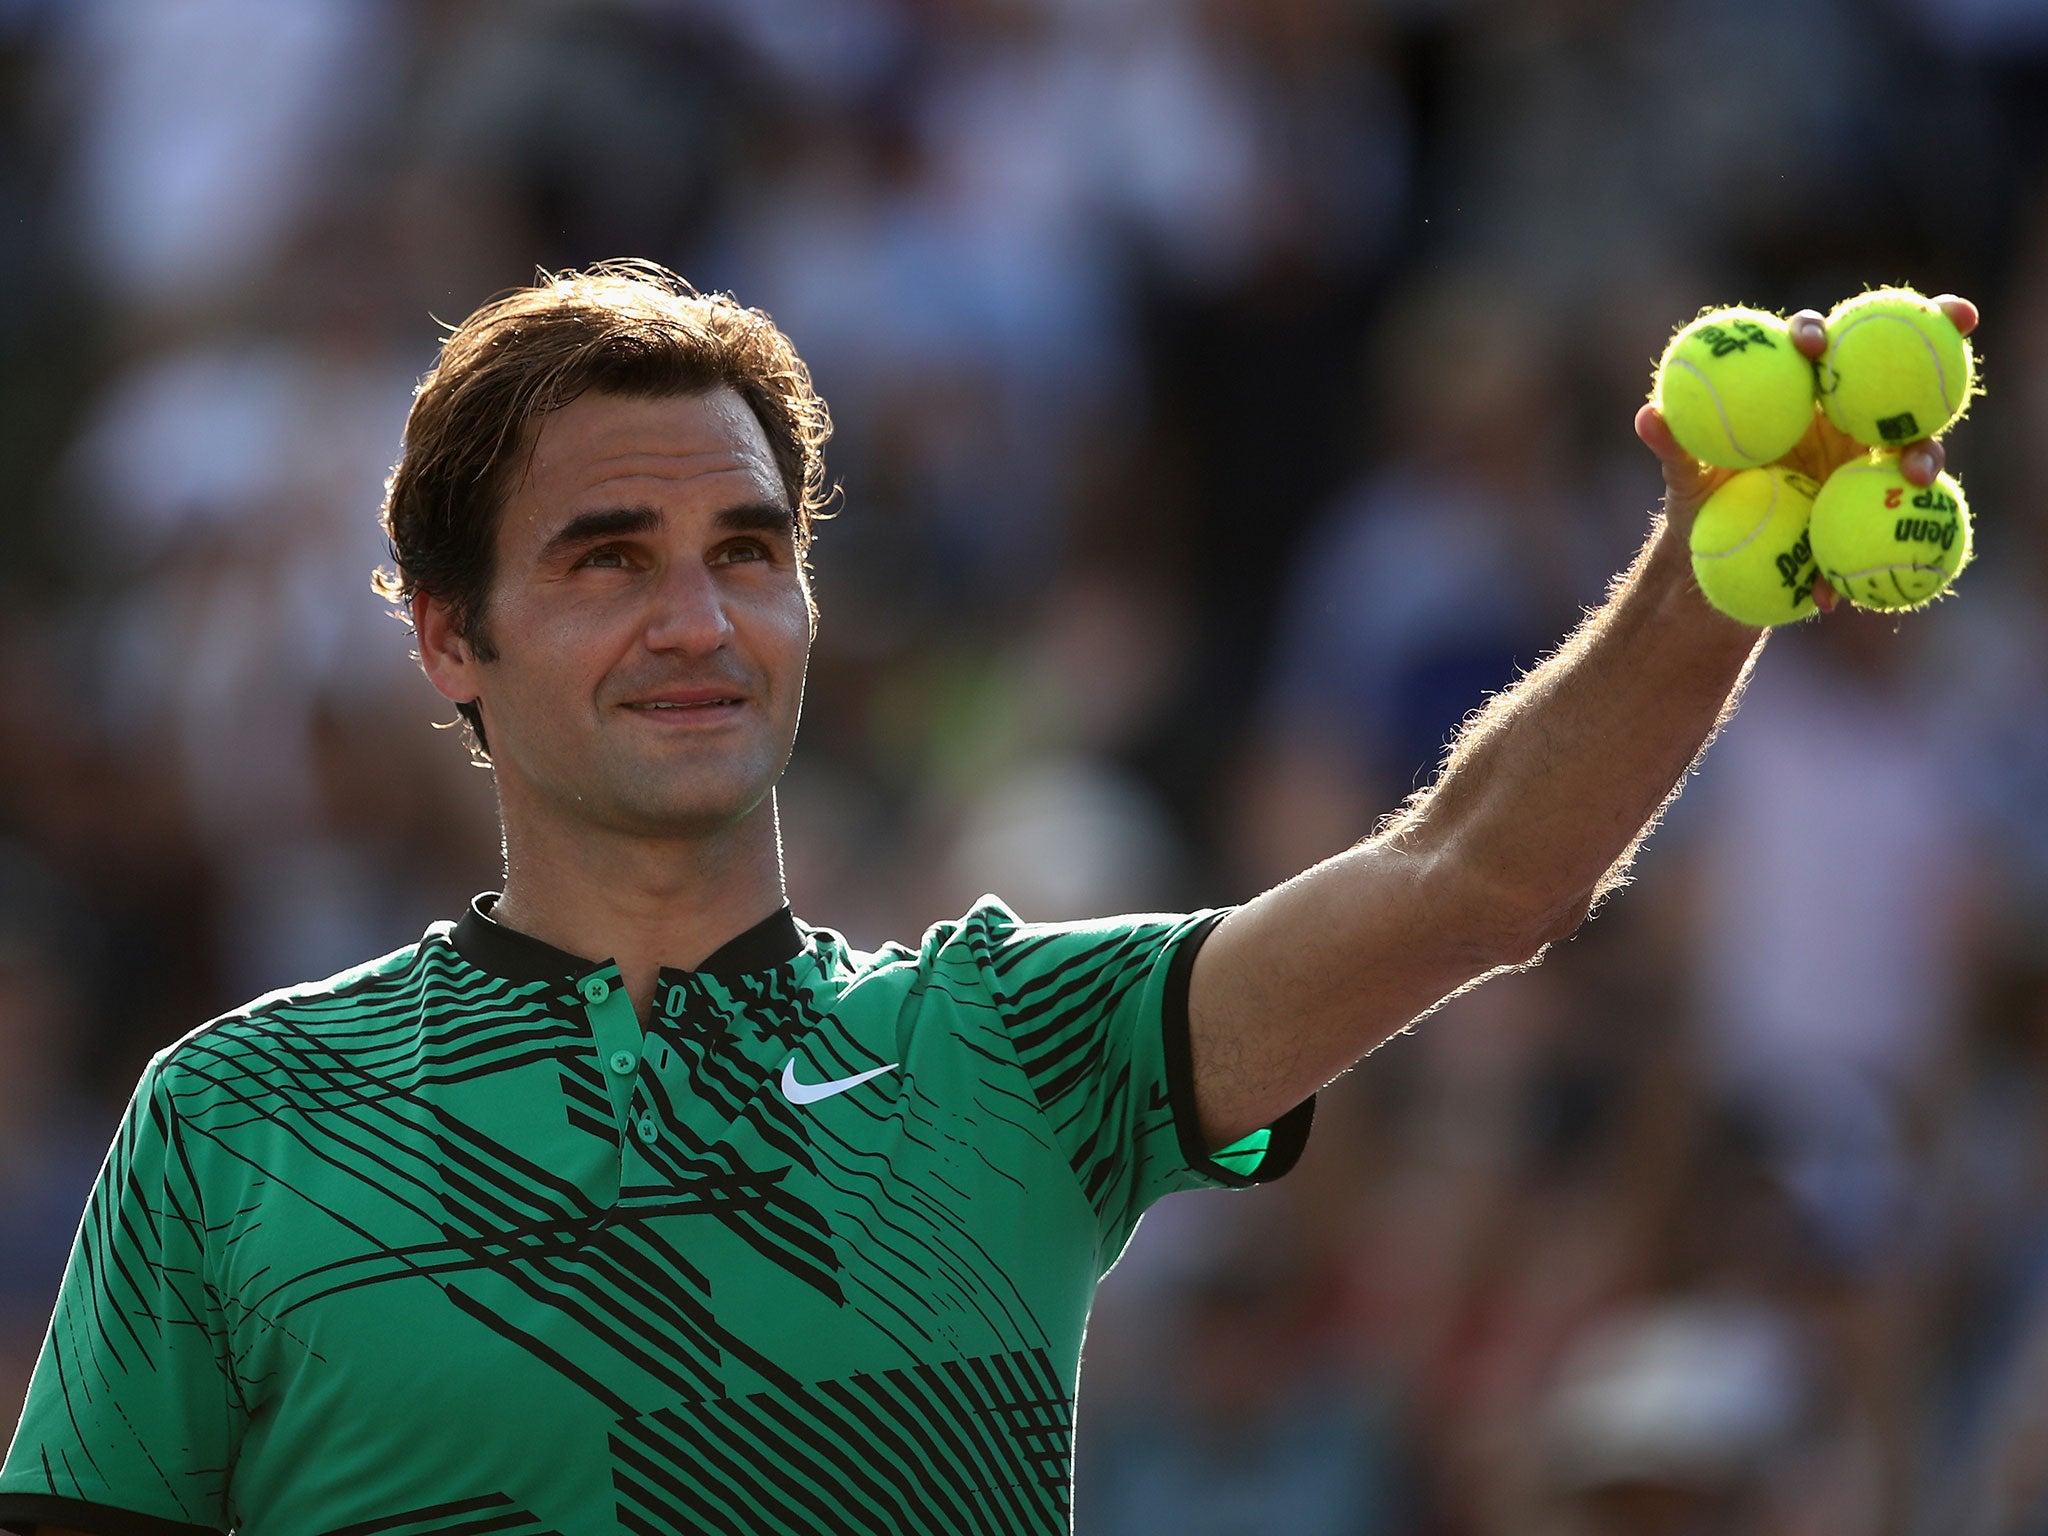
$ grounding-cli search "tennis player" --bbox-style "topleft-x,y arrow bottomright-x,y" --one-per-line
0,264 -> 1974,1535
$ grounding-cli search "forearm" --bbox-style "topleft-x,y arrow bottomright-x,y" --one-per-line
1379,512 -> 1763,940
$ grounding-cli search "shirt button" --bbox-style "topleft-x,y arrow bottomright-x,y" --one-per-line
636,1116 -> 660,1144
608,1050 -> 637,1076
579,975 -> 611,1004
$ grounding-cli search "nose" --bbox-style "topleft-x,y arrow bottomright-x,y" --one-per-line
641,558 -> 735,656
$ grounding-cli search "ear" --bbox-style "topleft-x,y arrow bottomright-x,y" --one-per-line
412,590 -> 483,708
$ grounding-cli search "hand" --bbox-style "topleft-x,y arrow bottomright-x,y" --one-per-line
1635,294 -> 1979,613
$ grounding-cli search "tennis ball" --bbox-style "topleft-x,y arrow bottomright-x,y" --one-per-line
1818,287 -> 1974,447
1688,466 -> 1824,627
1808,456 -> 1973,611
1653,307 -> 1817,469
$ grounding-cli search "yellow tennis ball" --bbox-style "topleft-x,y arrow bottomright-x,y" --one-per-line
1808,456 -> 1973,611
1653,307 -> 1817,469
1818,287 -> 1975,447
1688,466 -> 1824,626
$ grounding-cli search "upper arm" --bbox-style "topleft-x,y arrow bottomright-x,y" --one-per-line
0,1058 -> 240,1533
1186,837 -> 1540,1147
965,899 -> 1308,1263
982,907 -> 1216,1242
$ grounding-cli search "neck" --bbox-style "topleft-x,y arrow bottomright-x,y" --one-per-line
491,793 -> 788,1020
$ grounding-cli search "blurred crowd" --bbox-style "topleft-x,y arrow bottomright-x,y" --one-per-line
3,0 -> 2048,1531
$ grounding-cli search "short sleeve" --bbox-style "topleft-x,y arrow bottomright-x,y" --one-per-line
0,1054 -> 239,1536
964,899 -> 1313,1266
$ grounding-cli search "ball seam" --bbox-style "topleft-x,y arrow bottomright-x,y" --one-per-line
1668,356 -> 1759,464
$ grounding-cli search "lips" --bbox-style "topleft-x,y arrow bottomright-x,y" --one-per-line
619,693 -> 747,730
620,687 -> 748,711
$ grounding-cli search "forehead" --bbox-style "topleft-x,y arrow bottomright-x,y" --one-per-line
510,387 -> 786,520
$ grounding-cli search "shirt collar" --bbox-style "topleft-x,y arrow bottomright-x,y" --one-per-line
451,892 -> 805,984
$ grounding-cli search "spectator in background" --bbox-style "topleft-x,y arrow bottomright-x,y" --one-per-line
1961,1290 -> 2048,1535
1539,1296 -> 1811,1536
50,0 -> 400,320
1678,609 -> 1995,1265
61,235 -> 492,1001
1234,269 -> 1586,889
0,849 -> 110,1420
1085,1257 -> 1409,1536
1927,961 -> 2048,1534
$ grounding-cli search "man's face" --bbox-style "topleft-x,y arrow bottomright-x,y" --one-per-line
419,387 -> 814,841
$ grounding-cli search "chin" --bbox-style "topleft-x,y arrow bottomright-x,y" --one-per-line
520,741 -> 787,839
608,778 -> 777,839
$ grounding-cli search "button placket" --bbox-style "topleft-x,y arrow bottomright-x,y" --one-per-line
574,968 -> 646,1138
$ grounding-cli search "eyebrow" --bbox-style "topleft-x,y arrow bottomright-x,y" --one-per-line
538,502 -> 796,562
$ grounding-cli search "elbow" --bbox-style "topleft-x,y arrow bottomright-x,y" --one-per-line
1515,888 -> 1589,962
1446,864 -> 1597,969
1388,829 -> 1602,974
1502,885 -> 1598,964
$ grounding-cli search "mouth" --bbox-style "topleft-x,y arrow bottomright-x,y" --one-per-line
618,691 -> 750,728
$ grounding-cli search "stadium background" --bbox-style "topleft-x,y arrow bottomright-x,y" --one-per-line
2,1 -> 2047,1531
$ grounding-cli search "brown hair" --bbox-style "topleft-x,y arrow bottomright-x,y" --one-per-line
374,259 -> 834,755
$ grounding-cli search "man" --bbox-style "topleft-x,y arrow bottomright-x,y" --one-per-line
0,262 -> 1975,1535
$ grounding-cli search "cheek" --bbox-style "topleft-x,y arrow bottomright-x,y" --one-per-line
483,599 -> 624,703
755,588 -> 816,664
779,609 -> 817,685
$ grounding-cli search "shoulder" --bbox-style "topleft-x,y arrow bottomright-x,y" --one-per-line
148,929 -> 453,1091
815,895 -> 1052,986
813,896 -> 1224,1003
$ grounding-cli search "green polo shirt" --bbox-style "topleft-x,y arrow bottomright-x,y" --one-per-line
0,895 -> 1310,1535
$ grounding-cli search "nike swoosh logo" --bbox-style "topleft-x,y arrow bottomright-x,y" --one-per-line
780,1058 -> 900,1106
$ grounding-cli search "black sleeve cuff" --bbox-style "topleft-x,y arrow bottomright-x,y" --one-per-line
1160,910 -> 1315,1187
0,1494 -> 223,1536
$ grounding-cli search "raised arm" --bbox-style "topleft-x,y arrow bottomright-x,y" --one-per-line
1187,298 -> 1979,1148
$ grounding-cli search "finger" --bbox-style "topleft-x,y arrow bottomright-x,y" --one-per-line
1899,437 -> 1945,486
1931,294 -> 1978,337
1636,403 -> 1722,514
1634,402 -> 1709,487
1813,573 -> 1838,613
1635,402 -> 1691,467
1789,309 -> 1827,359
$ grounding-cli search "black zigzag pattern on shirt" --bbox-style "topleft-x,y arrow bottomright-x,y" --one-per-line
647,957 -> 1058,1358
720,958 -> 839,1052
981,920 -> 1184,1227
164,949 -> 791,1407
609,1346 -> 1071,1536
629,1030 -> 845,1306
316,1491 -> 565,1536
30,1078 -> 243,1521
641,965 -> 908,1311
558,1050 -> 618,1143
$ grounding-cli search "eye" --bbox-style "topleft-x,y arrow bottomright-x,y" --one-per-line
574,544 -> 632,570
713,540 -> 771,566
